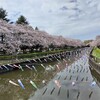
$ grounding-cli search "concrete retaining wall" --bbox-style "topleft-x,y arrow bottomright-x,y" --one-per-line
89,55 -> 100,74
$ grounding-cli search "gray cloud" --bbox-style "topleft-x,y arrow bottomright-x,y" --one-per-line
60,6 -> 68,11
0,0 -> 100,40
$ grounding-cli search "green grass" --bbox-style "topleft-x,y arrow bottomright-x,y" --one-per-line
92,47 -> 100,59
0,49 -> 73,65
0,49 -> 66,60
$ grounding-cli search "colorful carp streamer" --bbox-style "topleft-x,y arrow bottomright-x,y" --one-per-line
56,65 -> 60,70
72,81 -> 75,86
90,81 -> 96,87
18,79 -> 25,89
26,65 -> 32,70
19,65 -> 24,71
63,59 -> 67,62
54,80 -> 61,88
32,65 -> 37,72
41,64 -> 45,69
13,64 -> 19,69
3,65 -> 9,70
49,65 -> 54,69
30,80 -> 38,89
9,80 -> 19,86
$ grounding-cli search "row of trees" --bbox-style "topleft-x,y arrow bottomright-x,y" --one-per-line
0,8 -> 85,55
0,8 -> 38,30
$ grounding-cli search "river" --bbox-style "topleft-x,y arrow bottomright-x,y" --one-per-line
0,49 -> 100,100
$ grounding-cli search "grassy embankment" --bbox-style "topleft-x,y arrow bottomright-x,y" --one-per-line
92,47 -> 100,63
0,48 -> 74,65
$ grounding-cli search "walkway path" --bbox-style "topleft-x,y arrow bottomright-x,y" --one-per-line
29,51 -> 100,100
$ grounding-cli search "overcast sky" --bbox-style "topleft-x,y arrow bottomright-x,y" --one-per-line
0,0 -> 100,40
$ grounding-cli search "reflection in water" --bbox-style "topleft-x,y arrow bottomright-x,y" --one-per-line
0,58 -> 73,100
29,54 -> 100,100
0,52 -> 100,100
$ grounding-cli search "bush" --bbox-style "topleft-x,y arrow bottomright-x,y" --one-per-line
92,47 -> 100,59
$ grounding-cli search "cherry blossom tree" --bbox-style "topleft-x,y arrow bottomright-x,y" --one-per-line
90,35 -> 100,47
0,19 -> 85,54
